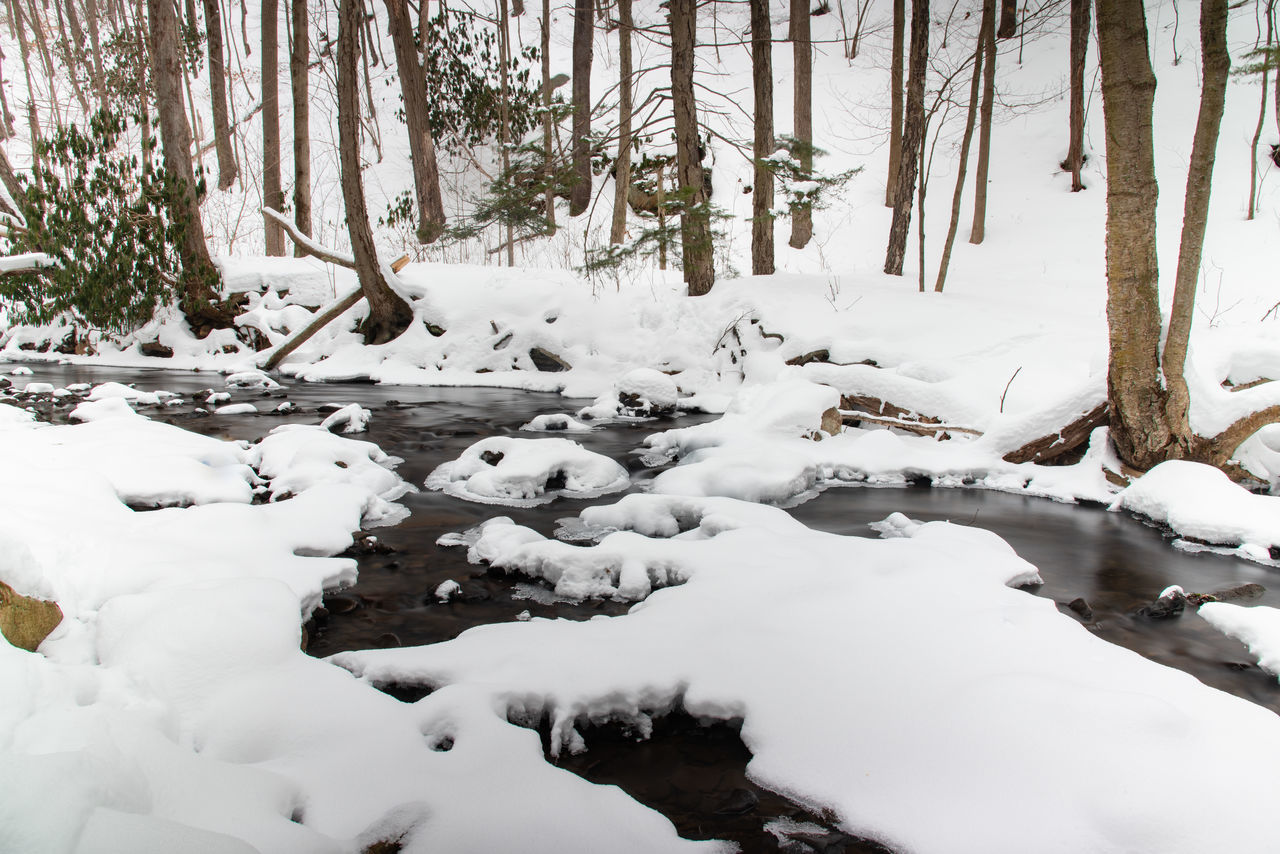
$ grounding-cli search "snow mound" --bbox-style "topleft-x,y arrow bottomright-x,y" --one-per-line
320,403 -> 372,434
426,436 -> 629,506
1112,461 -> 1280,557
521,413 -> 594,433
216,403 -> 259,415
225,370 -> 282,390
1199,602 -> 1280,677
86,381 -> 175,406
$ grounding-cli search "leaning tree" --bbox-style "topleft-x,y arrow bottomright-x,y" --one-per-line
1096,0 -> 1279,473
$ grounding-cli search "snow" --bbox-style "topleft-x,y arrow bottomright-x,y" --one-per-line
426,436 -> 631,506
1200,603 -> 1280,677
215,403 -> 259,415
320,403 -> 372,434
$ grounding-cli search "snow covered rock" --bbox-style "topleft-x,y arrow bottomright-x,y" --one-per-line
320,403 -> 372,434
426,437 -> 629,506
225,370 -> 282,390
521,413 -> 593,433
1200,602 -> 1280,677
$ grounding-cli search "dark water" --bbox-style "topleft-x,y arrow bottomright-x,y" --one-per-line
9,361 -> 1280,852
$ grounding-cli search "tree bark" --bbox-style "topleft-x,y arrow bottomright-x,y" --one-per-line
86,0 -> 108,110
1162,0 -> 1229,434
338,0 -> 414,344
498,0 -> 513,264
148,0 -> 224,327
1096,0 -> 1169,467
610,0 -> 633,245
290,0 -> 312,243
384,0 -> 446,243
789,0 -> 813,248
569,0 -> 593,216
204,0 -> 239,190
998,0 -> 1016,38
934,5 -> 987,292
1066,0 -> 1089,191
750,0 -> 775,274
970,0 -> 996,243
886,0 -> 905,207
884,0 -> 928,275
541,0 -> 556,233
1247,0 -> 1274,220
262,0 -> 286,254
670,0 -> 714,295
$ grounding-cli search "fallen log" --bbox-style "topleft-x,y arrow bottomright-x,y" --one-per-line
839,394 -> 982,439
1001,402 -> 1109,465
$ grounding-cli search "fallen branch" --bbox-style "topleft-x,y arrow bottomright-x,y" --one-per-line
262,207 -> 356,268
839,409 -> 982,438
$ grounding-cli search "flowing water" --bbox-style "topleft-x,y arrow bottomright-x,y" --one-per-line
10,362 -> 1280,852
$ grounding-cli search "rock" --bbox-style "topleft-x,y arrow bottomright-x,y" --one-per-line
1136,586 -> 1186,620
0,377 -> 11,389
714,787 -> 759,816
480,450 -> 505,466
819,406 -> 842,437
0,580 -> 63,652
1209,582 -> 1266,601
528,347 -> 571,372
786,348 -> 831,367
1067,597 -> 1094,621
139,340 -> 175,358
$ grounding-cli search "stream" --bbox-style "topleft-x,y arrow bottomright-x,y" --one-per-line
10,362 -> 1280,853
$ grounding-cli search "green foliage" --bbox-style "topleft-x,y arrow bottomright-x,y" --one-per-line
0,111 -> 194,333
441,141 -> 579,244
418,7 -> 544,151
759,136 -> 861,220
1233,45 -> 1278,78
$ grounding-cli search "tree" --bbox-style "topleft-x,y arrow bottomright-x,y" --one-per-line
569,0 -> 592,217
886,0 -> 905,207
884,0 -> 928,275
1246,0 -> 1275,220
998,0 -> 1016,38
338,0 -> 414,344
610,0 -> 634,246
970,0 -> 996,243
1096,0 -> 1275,472
934,1 -> 988,293
541,0 -> 556,234
750,0 -> 775,274
204,0 -> 238,190
262,0 -> 285,254
670,0 -> 714,295
383,0 -> 446,243
1065,0 -> 1089,191
148,0 -> 226,330
290,0 -> 313,242
789,0 -> 813,248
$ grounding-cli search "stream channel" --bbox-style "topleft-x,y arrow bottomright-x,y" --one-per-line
14,363 -> 1280,853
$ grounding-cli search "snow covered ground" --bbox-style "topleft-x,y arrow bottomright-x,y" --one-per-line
5,0 -> 1280,849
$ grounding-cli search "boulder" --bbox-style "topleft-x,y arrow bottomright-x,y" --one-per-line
0,580 -> 62,652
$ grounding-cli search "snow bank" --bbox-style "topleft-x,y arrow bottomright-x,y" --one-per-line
338,493 -> 1280,854
1199,602 -> 1280,677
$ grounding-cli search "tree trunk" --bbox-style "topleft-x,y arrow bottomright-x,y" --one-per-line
970,0 -> 996,243
498,0 -> 513,264
384,0 -> 446,242
934,5 -> 987,292
670,0 -> 714,295
86,0 -> 108,110
884,0 -> 928,275
1162,0 -> 1228,434
750,0 -> 775,274
338,0 -> 413,344
148,0 -> 224,327
569,0 -> 593,217
886,0 -> 905,207
998,0 -> 1016,38
1066,0 -> 1088,191
204,0 -> 239,190
1095,0 -> 1170,467
290,0 -> 312,243
1247,0 -> 1273,221
789,0 -> 813,248
610,0 -> 633,245
262,0 -> 285,254
541,0 -> 556,233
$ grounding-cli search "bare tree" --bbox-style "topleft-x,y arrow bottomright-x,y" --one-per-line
670,0 -> 714,295
998,0 -> 1016,38
541,0 -> 556,234
934,3 -> 989,292
1096,0 -> 1271,471
1064,0 -> 1088,191
750,0 -> 775,274
886,0 -> 905,206
147,0 -> 225,329
884,0 -> 928,275
203,0 -> 239,190
569,0 -> 592,216
290,0 -> 312,243
337,0 -> 414,344
610,0 -> 634,245
1247,0 -> 1274,220
789,0 -> 813,249
262,0 -> 285,254
384,0 -> 447,242
969,0 -> 996,243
